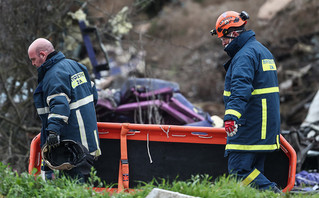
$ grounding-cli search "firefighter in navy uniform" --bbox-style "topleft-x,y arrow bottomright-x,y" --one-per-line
28,38 -> 101,182
211,11 -> 281,193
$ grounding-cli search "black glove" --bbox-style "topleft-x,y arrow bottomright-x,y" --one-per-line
46,131 -> 60,148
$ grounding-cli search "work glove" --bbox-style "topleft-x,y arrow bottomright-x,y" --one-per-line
46,131 -> 60,148
224,120 -> 238,137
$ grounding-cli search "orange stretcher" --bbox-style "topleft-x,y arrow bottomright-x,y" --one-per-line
29,122 -> 296,193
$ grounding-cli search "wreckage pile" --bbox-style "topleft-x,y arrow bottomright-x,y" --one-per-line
60,0 -> 319,190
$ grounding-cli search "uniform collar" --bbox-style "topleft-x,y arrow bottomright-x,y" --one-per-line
37,51 -> 65,83
46,51 -> 58,61
224,30 -> 255,58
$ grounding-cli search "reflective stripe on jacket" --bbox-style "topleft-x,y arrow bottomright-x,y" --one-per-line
223,30 -> 280,154
34,52 -> 101,157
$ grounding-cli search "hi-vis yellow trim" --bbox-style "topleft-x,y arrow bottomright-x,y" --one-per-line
252,87 -> 279,95
48,113 -> 69,123
76,109 -> 89,150
92,130 -> 102,157
223,90 -> 231,96
71,72 -> 87,89
242,169 -> 260,186
261,99 -> 267,139
70,95 -> 93,110
262,59 -> 277,71
225,143 -> 279,151
225,109 -> 242,119
225,87 -> 279,97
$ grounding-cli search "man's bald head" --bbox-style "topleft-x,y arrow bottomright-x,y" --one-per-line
28,38 -> 55,68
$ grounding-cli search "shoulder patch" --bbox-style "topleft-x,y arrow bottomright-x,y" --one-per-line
71,72 -> 87,88
262,59 -> 277,71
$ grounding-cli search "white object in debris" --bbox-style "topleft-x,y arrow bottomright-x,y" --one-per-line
301,90 -> 319,128
258,0 -> 292,22
68,9 -> 89,25
146,188 -> 200,198
211,115 -> 224,128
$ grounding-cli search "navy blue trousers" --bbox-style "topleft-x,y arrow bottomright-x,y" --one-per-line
228,152 -> 277,190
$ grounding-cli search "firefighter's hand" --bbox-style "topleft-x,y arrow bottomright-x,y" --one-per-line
46,131 -> 60,148
224,120 -> 238,137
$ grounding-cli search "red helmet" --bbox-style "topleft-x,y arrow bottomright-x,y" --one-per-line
211,11 -> 249,38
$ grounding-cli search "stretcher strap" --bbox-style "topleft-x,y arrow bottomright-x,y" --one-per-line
118,123 -> 129,192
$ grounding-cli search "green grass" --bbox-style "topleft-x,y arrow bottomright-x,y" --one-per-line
0,162 -> 317,198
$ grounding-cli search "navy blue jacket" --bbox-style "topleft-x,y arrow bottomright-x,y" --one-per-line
223,30 -> 280,155
34,52 -> 101,157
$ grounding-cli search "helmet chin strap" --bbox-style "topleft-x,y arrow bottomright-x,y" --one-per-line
229,32 -> 234,43
225,32 -> 235,48
223,31 -> 237,40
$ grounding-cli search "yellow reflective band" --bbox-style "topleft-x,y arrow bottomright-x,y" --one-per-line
225,109 -> 242,119
276,135 -> 280,149
225,143 -> 279,151
91,149 -> 101,157
76,109 -> 89,150
37,107 -> 49,115
242,168 -> 260,186
224,90 -> 231,96
48,113 -> 69,123
47,93 -> 70,105
70,95 -> 93,110
262,59 -> 277,71
261,99 -> 267,139
92,130 -> 102,157
71,72 -> 87,89
252,87 -> 279,95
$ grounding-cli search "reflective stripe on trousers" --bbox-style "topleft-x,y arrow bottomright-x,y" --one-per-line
227,152 -> 276,190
